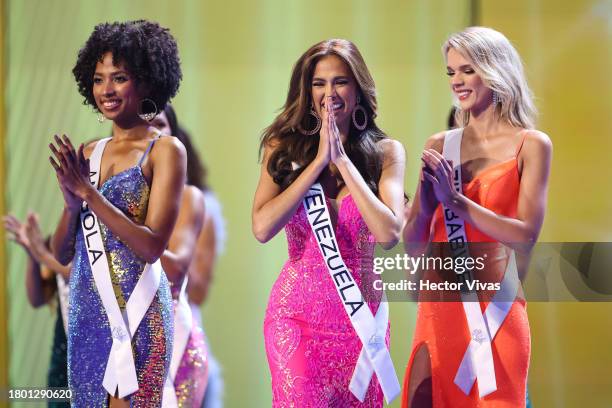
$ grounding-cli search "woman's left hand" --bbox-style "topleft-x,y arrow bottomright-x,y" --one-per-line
3,213 -> 31,249
421,148 -> 458,205
326,99 -> 348,165
49,134 -> 92,201
3,212 -> 47,262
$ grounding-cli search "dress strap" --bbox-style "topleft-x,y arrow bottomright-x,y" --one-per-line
138,128 -> 163,167
514,130 -> 529,157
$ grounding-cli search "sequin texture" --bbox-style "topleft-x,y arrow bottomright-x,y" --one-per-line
264,195 -> 389,407
68,166 -> 173,407
168,281 -> 209,407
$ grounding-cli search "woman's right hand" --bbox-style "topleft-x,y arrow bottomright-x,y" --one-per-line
418,154 -> 441,217
48,134 -> 84,211
58,181 -> 82,211
314,104 -> 331,168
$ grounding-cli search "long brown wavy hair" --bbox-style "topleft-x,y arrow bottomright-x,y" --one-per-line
259,39 -> 387,194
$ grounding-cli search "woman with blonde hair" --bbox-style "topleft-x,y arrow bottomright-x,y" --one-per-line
402,27 -> 552,407
253,39 -> 405,406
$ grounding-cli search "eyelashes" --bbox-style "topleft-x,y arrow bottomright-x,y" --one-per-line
446,70 -> 475,77
312,80 -> 349,87
92,75 -> 130,84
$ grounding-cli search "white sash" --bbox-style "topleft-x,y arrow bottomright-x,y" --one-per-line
56,274 -> 70,333
82,137 -> 163,398
442,129 -> 520,397
301,183 -> 400,403
162,277 -> 194,408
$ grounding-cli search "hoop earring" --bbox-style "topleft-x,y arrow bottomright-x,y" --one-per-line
137,98 -> 158,122
97,112 -> 106,123
298,108 -> 322,136
352,104 -> 367,131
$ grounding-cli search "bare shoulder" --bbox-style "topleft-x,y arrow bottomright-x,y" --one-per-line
183,185 -> 206,217
424,131 -> 447,153
377,137 -> 403,152
377,138 -> 405,164
152,135 -> 187,160
523,129 -> 553,152
519,130 -> 552,172
184,185 -> 205,206
519,129 -> 552,162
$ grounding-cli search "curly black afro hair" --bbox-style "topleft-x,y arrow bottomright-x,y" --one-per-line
73,20 -> 182,113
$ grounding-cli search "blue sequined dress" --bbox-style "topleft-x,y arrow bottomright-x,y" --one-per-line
68,139 -> 173,407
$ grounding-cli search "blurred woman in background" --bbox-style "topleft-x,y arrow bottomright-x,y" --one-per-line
4,212 -> 70,408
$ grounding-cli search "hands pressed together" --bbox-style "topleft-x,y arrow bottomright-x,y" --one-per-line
48,134 -> 91,211
420,148 -> 458,213
315,96 -> 349,168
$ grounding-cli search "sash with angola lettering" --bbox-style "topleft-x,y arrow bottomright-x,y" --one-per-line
82,137 -> 164,398
442,128 -> 521,397
302,183 -> 400,403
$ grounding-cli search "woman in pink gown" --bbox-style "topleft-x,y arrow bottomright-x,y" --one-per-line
252,39 -> 406,407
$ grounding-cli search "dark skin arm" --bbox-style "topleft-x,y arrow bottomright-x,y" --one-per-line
4,213 -> 63,307
49,134 -> 187,264
161,185 -> 205,293
25,254 -> 57,307
48,138 -> 83,265
186,212 -> 217,305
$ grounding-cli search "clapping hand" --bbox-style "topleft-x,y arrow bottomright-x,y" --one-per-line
49,134 -> 90,210
4,212 -> 46,260
4,213 -> 31,249
421,148 -> 457,206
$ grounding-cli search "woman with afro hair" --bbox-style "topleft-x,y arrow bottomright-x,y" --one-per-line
49,20 -> 185,407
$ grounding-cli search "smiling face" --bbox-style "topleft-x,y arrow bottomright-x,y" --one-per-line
310,54 -> 359,130
92,52 -> 144,124
446,47 -> 493,113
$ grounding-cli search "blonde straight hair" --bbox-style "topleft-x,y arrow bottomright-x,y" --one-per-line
443,27 -> 537,129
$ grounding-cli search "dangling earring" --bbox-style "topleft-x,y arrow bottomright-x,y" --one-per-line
492,90 -> 500,106
137,98 -> 158,122
97,112 -> 106,123
352,96 -> 367,131
298,106 -> 322,136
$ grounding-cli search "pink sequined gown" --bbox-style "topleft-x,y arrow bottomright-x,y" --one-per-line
264,194 -> 389,407
169,281 -> 209,407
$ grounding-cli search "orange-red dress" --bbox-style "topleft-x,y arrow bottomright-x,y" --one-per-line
401,135 -> 530,408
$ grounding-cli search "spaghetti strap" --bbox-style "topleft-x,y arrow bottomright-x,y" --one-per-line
138,128 -> 163,167
515,130 -> 529,157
